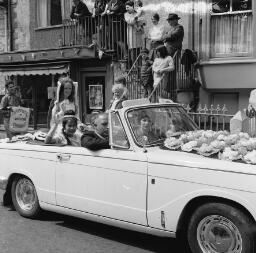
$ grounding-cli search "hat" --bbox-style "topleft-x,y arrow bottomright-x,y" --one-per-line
141,48 -> 149,54
167,13 -> 181,21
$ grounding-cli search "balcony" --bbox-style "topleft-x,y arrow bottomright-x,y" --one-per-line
62,15 -> 128,61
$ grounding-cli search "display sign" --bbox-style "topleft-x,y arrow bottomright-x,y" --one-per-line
89,84 -> 103,110
47,87 -> 57,100
9,106 -> 30,133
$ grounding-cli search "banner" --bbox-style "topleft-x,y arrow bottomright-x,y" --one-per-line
9,107 -> 30,133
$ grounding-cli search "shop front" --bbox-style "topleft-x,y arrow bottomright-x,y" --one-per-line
0,61 -> 70,129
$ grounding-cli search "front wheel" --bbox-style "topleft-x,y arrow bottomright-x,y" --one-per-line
11,176 -> 41,218
187,203 -> 255,253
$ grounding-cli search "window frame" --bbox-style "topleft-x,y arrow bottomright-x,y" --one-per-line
109,111 -> 130,150
36,0 -> 63,28
209,0 -> 253,58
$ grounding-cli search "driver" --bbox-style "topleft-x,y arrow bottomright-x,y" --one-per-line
134,113 -> 159,144
81,113 -> 110,150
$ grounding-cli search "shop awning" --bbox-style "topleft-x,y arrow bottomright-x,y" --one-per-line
0,62 -> 70,76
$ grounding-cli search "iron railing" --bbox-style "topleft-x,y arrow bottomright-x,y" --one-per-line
62,15 -> 142,64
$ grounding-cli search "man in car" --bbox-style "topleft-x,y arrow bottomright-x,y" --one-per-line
81,113 -> 110,150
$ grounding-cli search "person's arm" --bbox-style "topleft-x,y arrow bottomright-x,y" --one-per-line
101,4 -> 108,16
164,26 -> 184,42
81,132 -> 110,150
70,5 -> 76,19
159,57 -> 175,74
0,95 -> 8,110
80,4 -> 92,17
45,123 -> 59,144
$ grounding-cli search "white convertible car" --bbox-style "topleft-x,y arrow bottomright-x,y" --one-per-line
1,100 -> 256,253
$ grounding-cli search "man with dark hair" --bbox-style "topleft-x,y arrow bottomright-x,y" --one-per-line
162,13 -> 184,57
0,80 -> 21,139
81,113 -> 110,150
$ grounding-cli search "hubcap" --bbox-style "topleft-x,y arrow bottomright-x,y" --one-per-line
197,215 -> 242,253
15,178 -> 37,211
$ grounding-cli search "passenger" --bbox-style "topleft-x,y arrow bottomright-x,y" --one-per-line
51,77 -> 80,129
45,110 -> 81,146
134,113 -> 159,144
0,80 -> 22,139
81,113 -> 110,150
108,77 -> 128,110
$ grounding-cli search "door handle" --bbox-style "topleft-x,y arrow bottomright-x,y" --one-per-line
57,154 -> 71,161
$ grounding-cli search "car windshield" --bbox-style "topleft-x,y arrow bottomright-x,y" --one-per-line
127,105 -> 197,146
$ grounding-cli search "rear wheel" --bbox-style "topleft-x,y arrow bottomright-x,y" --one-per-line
187,203 -> 255,253
11,176 -> 41,218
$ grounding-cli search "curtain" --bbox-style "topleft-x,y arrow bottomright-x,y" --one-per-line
37,0 -> 49,27
61,0 -> 72,20
210,13 -> 252,56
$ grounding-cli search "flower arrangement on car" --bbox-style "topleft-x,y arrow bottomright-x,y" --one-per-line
164,130 -> 256,164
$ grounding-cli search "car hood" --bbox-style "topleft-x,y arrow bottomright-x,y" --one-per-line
146,146 -> 256,175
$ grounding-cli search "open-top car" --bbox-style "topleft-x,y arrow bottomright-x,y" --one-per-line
1,99 -> 256,253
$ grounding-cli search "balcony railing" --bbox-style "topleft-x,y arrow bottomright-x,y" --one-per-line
63,16 -> 130,59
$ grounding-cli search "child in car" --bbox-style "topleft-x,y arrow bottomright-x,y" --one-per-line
45,110 -> 81,146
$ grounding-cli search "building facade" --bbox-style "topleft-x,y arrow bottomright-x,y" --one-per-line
0,0 -> 195,129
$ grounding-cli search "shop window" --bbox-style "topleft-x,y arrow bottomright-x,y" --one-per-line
37,0 -> 68,27
210,0 -> 252,57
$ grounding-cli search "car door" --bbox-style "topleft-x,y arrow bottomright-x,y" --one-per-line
55,114 -> 148,225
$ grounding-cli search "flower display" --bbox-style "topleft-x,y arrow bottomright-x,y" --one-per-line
164,130 -> 256,164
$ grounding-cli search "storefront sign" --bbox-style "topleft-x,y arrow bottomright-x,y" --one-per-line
9,107 -> 30,133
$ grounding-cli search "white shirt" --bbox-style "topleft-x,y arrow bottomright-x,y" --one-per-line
149,24 -> 165,41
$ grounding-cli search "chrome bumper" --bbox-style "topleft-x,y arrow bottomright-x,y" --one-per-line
0,177 -> 8,190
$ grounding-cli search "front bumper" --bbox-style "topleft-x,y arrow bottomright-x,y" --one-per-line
0,177 -> 8,190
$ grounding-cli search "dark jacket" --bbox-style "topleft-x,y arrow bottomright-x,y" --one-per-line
94,0 -> 108,16
106,0 -> 125,15
70,1 -> 92,19
81,130 -> 110,150
162,24 -> 184,50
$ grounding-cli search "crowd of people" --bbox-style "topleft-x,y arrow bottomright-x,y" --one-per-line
71,0 -> 184,97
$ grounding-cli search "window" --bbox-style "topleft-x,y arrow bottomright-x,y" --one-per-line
110,112 -> 129,149
37,0 -> 71,27
210,0 -> 252,57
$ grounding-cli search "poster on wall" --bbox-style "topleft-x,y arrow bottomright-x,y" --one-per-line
9,106 -> 30,133
89,84 -> 103,110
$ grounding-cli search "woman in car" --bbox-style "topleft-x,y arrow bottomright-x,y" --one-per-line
134,113 -> 160,144
45,110 -> 81,146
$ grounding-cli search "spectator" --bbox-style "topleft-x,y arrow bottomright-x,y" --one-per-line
70,0 -> 92,44
140,48 -> 153,98
0,80 -> 21,139
101,0 -> 126,55
152,45 -> 174,97
81,113 -> 110,150
124,1 -> 144,65
108,80 -> 127,110
45,110 -> 81,146
102,0 -> 125,16
148,13 -> 164,60
162,13 -> 184,57
93,0 -> 108,17
70,0 -> 92,19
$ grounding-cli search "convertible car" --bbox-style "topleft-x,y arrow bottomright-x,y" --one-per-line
1,100 -> 256,253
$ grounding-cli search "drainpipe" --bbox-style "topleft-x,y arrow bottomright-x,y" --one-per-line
192,0 -> 195,51
7,0 -> 13,51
